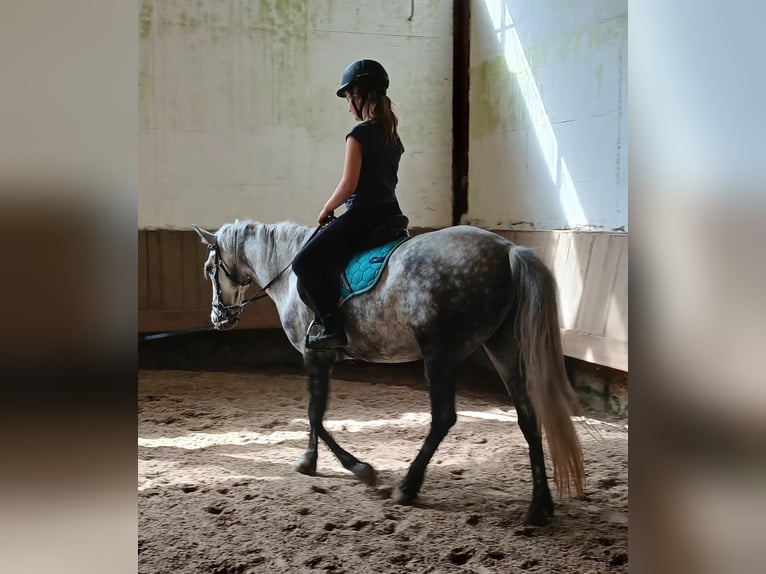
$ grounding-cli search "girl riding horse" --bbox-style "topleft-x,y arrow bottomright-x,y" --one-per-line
291,59 -> 407,349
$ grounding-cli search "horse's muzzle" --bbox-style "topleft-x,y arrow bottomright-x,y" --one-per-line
213,317 -> 239,330
212,310 -> 240,330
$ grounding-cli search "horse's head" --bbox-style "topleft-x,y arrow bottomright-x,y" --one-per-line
192,224 -> 252,330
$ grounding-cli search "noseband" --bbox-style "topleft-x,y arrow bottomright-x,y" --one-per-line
207,243 -> 292,319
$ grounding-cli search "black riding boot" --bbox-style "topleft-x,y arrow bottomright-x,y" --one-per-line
307,313 -> 348,349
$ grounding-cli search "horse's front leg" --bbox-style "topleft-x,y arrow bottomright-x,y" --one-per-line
293,349 -> 376,485
292,349 -> 329,476
292,426 -> 318,475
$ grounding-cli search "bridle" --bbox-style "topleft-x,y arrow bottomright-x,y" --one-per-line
207,243 -> 289,319
138,224 -> 321,342
208,224 -> 323,320
138,243 -> 290,342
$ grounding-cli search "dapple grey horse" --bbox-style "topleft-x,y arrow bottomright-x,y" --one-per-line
193,220 -> 584,525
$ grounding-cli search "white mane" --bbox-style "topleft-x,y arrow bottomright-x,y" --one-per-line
217,219 -> 314,274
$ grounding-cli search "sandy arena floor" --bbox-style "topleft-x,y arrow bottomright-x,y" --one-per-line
138,367 -> 628,574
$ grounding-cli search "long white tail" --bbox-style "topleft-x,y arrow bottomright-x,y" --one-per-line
509,246 -> 585,496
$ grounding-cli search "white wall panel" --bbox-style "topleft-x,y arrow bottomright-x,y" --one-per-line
467,0 -> 627,231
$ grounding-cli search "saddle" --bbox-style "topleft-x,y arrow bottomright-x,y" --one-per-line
362,213 -> 410,249
297,214 -> 410,317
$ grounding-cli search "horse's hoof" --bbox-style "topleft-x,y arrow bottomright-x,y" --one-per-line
391,484 -> 416,505
292,456 -> 316,476
523,505 -> 553,526
351,462 -> 377,486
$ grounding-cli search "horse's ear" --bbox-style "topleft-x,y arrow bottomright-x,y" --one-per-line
191,224 -> 217,246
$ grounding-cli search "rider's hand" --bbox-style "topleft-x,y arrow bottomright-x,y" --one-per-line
317,208 -> 335,226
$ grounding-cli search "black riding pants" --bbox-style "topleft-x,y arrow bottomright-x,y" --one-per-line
292,202 -> 402,317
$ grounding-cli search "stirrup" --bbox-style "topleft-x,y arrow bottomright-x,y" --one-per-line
305,318 -> 320,348
305,318 -> 347,349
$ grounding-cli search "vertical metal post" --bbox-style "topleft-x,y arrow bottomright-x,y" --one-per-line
452,0 -> 470,226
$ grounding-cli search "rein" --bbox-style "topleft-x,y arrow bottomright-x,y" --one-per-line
210,244 -> 291,313
139,224 -> 322,342
214,223 -> 322,314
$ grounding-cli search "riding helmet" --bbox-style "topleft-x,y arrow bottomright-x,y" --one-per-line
336,59 -> 389,97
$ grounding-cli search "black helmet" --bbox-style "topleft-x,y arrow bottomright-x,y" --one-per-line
336,59 -> 389,97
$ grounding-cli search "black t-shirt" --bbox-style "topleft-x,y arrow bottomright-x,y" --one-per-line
345,121 -> 404,209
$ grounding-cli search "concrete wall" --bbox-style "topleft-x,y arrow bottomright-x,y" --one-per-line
467,0 -> 627,231
139,0 -> 454,230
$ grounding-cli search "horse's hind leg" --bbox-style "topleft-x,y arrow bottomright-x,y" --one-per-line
393,357 -> 457,504
293,349 -> 376,485
483,333 -> 554,526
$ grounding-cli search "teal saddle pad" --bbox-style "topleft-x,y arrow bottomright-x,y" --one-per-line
339,236 -> 410,306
